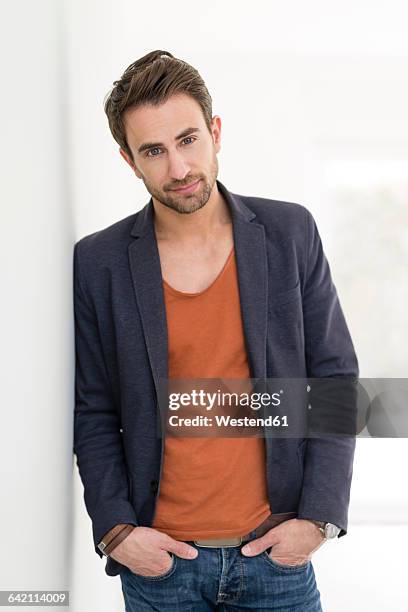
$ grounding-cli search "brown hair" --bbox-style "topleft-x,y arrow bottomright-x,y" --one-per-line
104,50 -> 213,163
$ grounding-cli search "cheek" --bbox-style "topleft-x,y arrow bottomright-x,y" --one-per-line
194,138 -> 213,157
142,166 -> 165,187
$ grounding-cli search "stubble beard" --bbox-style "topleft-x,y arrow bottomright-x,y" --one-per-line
144,156 -> 219,215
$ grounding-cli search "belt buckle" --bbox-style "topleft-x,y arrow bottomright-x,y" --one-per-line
194,537 -> 242,548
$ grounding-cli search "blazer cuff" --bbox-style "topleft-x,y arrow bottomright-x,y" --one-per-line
92,500 -> 138,557
296,511 -> 347,538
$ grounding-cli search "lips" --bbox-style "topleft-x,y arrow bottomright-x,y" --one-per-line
171,179 -> 201,193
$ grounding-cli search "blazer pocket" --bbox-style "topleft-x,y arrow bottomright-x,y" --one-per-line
269,281 -> 302,308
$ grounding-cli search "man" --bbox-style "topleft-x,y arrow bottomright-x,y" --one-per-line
73,50 -> 359,611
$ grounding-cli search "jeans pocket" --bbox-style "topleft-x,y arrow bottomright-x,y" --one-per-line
126,552 -> 177,581
262,548 -> 310,572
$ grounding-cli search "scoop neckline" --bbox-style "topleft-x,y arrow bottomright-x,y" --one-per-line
162,246 -> 235,297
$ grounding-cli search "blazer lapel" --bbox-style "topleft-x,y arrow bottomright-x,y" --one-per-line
128,179 -> 268,400
128,202 -> 168,396
221,182 -> 268,381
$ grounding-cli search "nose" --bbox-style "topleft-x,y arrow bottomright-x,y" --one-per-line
167,149 -> 190,182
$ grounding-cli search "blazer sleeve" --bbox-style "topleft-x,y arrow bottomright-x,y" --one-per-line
296,208 -> 359,537
73,241 -> 138,557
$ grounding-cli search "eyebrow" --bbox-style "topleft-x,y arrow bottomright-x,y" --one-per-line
137,127 -> 201,155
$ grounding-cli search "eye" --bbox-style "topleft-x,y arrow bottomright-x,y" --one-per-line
145,137 -> 196,158
146,147 -> 162,158
182,136 -> 196,145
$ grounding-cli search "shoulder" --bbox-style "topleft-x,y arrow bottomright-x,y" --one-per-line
73,211 -> 138,267
233,190 -> 315,243
72,210 -> 144,294
74,211 -> 138,253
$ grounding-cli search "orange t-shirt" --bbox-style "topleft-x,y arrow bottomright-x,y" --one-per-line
151,246 -> 271,540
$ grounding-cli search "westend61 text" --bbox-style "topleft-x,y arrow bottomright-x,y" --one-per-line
168,415 -> 288,427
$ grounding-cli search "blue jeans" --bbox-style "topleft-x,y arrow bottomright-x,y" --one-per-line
119,527 -> 323,611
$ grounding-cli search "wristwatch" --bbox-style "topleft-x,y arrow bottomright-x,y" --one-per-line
308,520 -> 341,540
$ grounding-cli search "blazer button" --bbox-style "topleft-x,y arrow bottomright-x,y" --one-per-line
150,480 -> 159,493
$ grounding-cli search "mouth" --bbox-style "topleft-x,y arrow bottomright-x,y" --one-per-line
171,179 -> 201,194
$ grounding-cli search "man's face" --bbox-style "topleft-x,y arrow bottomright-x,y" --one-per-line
120,93 -> 221,214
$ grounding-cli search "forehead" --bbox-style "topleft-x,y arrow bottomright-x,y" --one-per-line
123,93 -> 205,148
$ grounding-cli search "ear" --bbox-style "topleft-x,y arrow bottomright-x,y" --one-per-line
119,147 -> 142,178
210,116 -> 222,154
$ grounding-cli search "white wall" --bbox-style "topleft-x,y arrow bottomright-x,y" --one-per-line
0,0 -> 73,609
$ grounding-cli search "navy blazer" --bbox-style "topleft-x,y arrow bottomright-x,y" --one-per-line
73,179 -> 359,577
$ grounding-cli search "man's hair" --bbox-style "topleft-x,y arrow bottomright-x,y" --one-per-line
104,50 -> 213,163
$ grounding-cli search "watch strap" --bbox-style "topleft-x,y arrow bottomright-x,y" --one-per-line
307,519 -> 327,537
307,520 -> 341,539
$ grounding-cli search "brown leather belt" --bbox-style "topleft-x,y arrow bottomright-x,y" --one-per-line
193,512 -> 297,548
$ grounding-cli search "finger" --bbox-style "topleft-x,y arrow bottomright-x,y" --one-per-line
162,537 -> 198,559
241,532 -> 279,556
270,549 -> 311,565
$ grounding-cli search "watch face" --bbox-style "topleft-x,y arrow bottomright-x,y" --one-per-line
325,523 -> 340,538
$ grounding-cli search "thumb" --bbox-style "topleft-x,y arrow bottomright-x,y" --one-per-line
241,531 -> 279,557
164,537 -> 198,559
